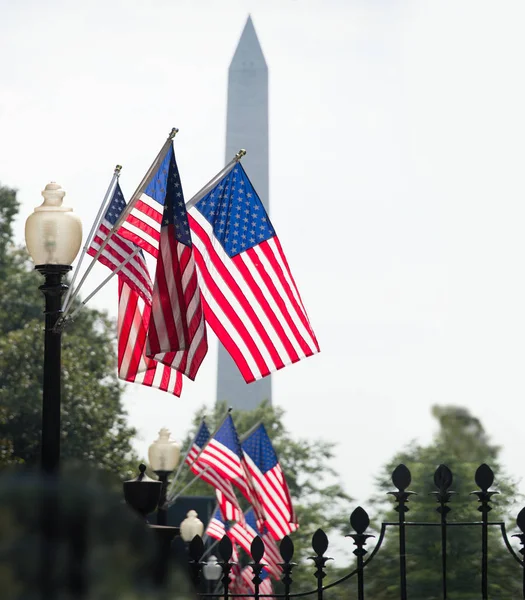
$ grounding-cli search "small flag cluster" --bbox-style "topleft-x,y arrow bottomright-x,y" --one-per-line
88,135 -> 319,396
187,414 -> 296,596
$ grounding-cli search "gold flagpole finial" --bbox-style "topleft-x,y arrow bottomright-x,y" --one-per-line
168,127 -> 179,140
115,164 -> 122,175
234,149 -> 247,162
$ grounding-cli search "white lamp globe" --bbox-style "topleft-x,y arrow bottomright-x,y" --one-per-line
25,182 -> 82,266
180,510 -> 204,542
203,555 -> 222,581
148,428 -> 181,472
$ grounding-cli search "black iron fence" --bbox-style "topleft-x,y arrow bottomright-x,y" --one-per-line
184,463 -> 525,600
1,463 -> 525,598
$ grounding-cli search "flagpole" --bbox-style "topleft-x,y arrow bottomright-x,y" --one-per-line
200,501 -> 220,545
185,149 -> 246,211
112,127 -> 178,232
62,165 -> 121,314
61,128 -> 178,322
63,140 -> 239,325
186,407 -> 233,470
63,247 -> 141,323
239,420 -> 263,443
166,417 -> 208,503
168,465 -> 214,503
200,537 -> 220,560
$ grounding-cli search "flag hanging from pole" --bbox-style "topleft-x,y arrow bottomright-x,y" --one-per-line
193,414 -> 255,506
87,182 -> 152,303
242,423 -> 298,540
87,179 -> 182,396
185,420 -> 244,523
145,149 -> 207,380
188,163 -> 319,383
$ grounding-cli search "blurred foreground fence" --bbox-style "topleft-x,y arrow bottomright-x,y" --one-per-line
1,463 -> 525,599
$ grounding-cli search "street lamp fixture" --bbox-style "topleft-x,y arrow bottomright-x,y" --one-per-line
202,555 -> 222,582
148,428 -> 181,525
25,182 -> 82,473
180,510 -> 204,542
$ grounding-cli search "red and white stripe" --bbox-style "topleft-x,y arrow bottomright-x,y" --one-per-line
118,278 -> 182,396
261,534 -> 282,581
215,489 -> 244,523
118,191 -> 164,258
205,515 -> 226,541
231,544 -> 242,584
146,224 -> 207,380
195,439 -> 252,503
229,522 -> 282,581
229,520 -> 256,555
188,211 -> 320,383
88,221 -> 152,304
243,456 -> 298,541
185,446 -> 243,523
234,567 -> 274,597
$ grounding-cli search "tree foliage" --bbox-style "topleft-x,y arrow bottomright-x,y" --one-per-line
0,183 -> 137,476
358,406 -> 523,599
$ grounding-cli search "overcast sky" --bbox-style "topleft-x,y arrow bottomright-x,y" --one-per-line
3,0 -> 525,519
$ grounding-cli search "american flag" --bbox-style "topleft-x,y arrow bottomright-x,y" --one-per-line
242,423 -> 298,541
185,420 -> 243,523
206,506 -> 255,563
118,278 -> 183,396
194,414 -> 257,508
145,150 -> 207,380
87,180 -> 181,396
87,182 -> 152,303
233,566 -> 274,598
118,143 -> 177,258
206,509 -> 277,594
188,163 -> 319,383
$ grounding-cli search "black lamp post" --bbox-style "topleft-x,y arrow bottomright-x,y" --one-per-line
123,463 -> 182,586
25,182 -> 82,473
148,428 -> 181,525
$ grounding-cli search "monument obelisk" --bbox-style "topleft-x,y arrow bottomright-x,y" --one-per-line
216,16 -> 271,410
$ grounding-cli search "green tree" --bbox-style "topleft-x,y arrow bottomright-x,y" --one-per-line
168,401 -> 353,592
360,406 -> 523,599
0,183 -> 137,476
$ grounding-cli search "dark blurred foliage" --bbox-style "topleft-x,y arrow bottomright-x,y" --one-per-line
0,467 -> 197,599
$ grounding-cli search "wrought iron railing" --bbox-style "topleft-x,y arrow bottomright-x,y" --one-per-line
184,463 -> 525,600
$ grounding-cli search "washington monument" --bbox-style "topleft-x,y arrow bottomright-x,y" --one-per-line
216,16 -> 271,410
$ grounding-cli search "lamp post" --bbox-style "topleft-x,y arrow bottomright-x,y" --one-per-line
203,555 -> 222,599
148,428 -> 181,525
25,182 -> 82,473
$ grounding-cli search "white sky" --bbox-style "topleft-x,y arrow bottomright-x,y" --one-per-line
2,0 -> 525,514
